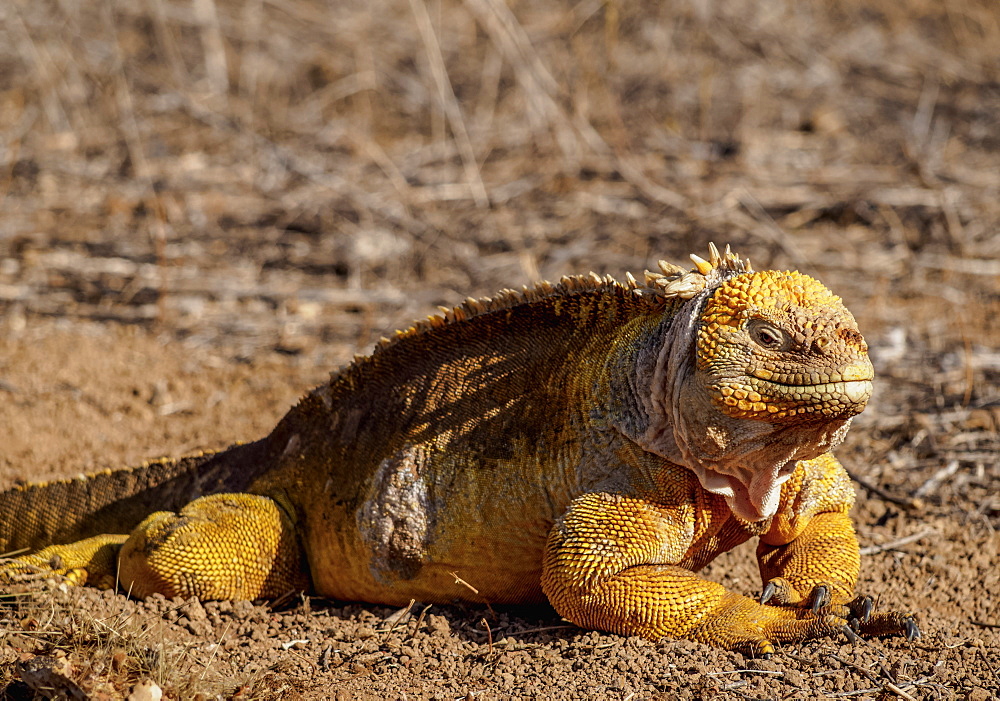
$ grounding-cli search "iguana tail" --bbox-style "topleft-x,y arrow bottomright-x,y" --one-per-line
0,439 -> 273,556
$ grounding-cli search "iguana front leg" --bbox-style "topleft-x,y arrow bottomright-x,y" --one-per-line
3,493 -> 309,600
757,510 -> 920,641
755,454 -> 920,641
541,491 -> 851,657
757,510 -> 860,609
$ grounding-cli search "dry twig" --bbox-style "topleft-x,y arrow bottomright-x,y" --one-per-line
846,469 -> 923,510
407,0 -> 489,207
859,528 -> 938,556
912,460 -> 960,499
447,571 -> 480,595
480,617 -> 493,655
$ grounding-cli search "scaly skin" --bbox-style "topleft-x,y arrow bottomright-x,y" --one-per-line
0,244 -> 918,655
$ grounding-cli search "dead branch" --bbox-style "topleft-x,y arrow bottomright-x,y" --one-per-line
859,528 -> 938,556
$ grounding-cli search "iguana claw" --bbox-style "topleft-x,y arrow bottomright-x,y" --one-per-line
848,594 -> 874,623
842,594 -> 875,630
841,624 -> 860,644
760,580 -> 776,605
810,585 -> 830,613
759,578 -> 835,612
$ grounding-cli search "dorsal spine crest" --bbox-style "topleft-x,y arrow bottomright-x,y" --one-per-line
358,242 -> 750,362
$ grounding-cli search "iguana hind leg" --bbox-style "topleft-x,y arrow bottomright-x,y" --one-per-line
4,493 -> 310,600
118,493 -> 309,599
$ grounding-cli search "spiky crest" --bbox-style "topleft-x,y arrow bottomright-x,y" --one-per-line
643,242 -> 754,300
336,243 -> 751,371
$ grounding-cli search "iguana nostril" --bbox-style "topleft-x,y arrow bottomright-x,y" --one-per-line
838,328 -> 864,345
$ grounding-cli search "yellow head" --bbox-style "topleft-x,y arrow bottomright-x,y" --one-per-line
696,270 -> 873,423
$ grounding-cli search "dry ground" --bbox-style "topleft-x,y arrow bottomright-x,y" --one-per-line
1,0 -> 998,698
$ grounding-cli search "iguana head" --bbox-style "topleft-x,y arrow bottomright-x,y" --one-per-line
696,269 -> 873,424
643,244 -> 872,522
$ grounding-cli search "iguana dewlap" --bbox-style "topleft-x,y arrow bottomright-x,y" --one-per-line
0,244 -> 917,656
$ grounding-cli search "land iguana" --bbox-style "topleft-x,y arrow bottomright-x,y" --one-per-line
0,244 -> 918,656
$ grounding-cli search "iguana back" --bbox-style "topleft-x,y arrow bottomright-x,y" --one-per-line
249,276 -> 683,603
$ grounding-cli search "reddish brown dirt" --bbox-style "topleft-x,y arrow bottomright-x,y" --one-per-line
1,0 -> 998,698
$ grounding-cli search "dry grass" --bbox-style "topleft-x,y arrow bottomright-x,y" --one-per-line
3,0 -> 998,262
0,585 -> 229,698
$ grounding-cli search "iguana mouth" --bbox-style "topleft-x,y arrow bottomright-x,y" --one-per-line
744,361 -> 874,407
749,365 -> 874,385
717,375 -> 872,420
698,465 -> 791,522
748,377 -> 873,403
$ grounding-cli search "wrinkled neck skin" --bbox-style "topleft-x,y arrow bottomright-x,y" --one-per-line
625,292 -> 851,523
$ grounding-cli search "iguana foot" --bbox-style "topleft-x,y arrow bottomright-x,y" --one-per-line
717,602 -> 916,657
855,610 -> 921,641
1,534 -> 128,590
759,578 -> 918,644
690,590 -> 865,658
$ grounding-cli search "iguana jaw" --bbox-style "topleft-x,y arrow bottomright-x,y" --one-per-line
689,415 -> 852,521
663,379 -> 855,521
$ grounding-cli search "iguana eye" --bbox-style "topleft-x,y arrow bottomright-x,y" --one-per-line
750,323 -> 784,349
